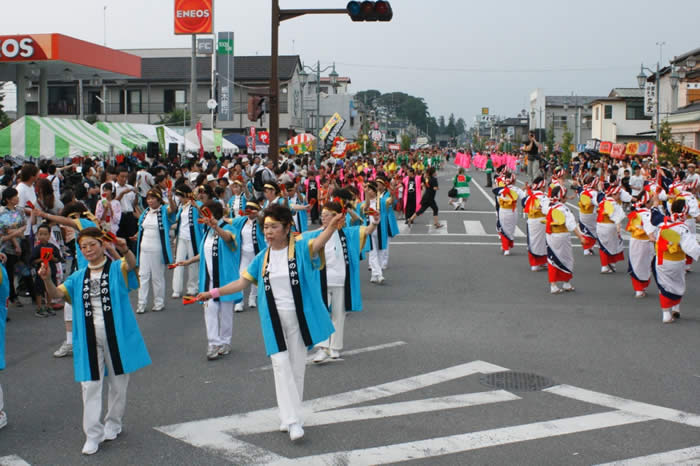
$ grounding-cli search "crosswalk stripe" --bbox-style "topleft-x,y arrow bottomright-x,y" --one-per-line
427,221 -> 448,234
463,220 -> 487,235
594,446 -> 700,465
0,456 -> 32,466
268,411 -> 649,466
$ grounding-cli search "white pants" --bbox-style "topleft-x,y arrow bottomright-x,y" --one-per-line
173,238 -> 198,295
204,300 -> 233,346
379,238 -> 390,269
369,250 -> 383,280
316,286 -> 346,351
64,302 -> 73,322
451,198 -> 465,208
239,251 -> 258,307
81,325 -> 130,442
270,307 -> 307,428
138,249 -> 166,311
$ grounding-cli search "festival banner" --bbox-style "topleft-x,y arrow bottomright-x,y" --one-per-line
213,128 -> 223,158
195,121 -> 204,158
156,126 -> 166,157
319,113 -> 342,142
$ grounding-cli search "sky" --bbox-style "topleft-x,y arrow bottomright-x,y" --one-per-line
1,0 -> 699,124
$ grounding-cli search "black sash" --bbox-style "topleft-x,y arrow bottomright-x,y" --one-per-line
203,225 -> 221,302
376,198 -> 384,250
188,204 -> 198,255
155,207 -> 170,264
262,240 -> 312,352
81,260 -> 124,381
321,230 -> 352,310
252,220 -> 260,254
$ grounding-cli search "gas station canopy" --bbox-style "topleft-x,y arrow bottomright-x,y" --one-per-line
0,33 -> 141,81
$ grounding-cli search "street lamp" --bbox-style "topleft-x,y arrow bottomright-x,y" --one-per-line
298,68 -> 308,132
301,60 -> 340,167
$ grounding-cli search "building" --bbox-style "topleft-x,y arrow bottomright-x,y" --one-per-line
664,47 -> 700,150
529,89 -> 603,146
590,88 -> 651,143
300,73 -> 358,140
494,116 -> 530,146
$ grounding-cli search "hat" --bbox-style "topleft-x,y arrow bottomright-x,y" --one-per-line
241,157 -> 250,163
246,201 -> 261,210
206,174 -> 217,182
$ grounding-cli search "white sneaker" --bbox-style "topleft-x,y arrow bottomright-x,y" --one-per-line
672,305 -> 681,320
370,276 -> 378,283
0,411 -> 7,430
562,282 -> 575,292
103,426 -> 121,441
218,344 -> 231,355
53,341 -> 73,358
234,303 -> 244,312
171,293 -> 181,299
377,277 -> 385,284
136,307 -> 146,314
503,250 -> 510,256
634,291 -> 646,298
248,301 -> 257,308
82,437 -> 102,455
600,266 -> 612,274
329,349 -> 341,359
206,345 -> 220,360
550,284 -> 563,294
289,423 -> 304,441
583,249 -> 593,256
312,348 -> 330,363
662,311 -> 674,323
279,423 -> 289,433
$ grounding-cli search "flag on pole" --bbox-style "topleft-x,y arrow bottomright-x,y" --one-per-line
196,122 -> 204,159
213,129 -> 223,158
156,126 -> 166,158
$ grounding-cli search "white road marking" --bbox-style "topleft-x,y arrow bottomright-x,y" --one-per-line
514,226 -> 526,237
268,411 -> 649,466
440,210 -> 497,215
463,220 -> 488,236
428,220 -> 448,234
471,179 -> 496,207
544,384 -> 700,427
0,456 -> 32,466
595,445 -> 700,465
249,341 -> 407,372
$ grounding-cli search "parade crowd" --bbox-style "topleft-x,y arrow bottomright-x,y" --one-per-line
0,138 -> 697,455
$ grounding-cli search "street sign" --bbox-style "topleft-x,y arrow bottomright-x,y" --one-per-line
644,82 -> 656,117
217,32 -> 234,121
197,38 -> 214,55
482,107 -> 489,115
371,130 -> 382,142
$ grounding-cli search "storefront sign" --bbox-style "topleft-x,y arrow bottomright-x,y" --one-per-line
217,32 -> 234,121
174,0 -> 213,35
644,82 -> 656,117
0,35 -> 52,61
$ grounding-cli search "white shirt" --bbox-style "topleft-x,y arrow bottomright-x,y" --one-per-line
141,210 -> 161,252
136,170 -> 154,197
241,219 -> 255,256
17,182 -> 37,235
204,229 -> 216,286
48,175 -> 61,201
324,231 -> 346,287
88,268 -> 105,328
116,183 -> 136,213
179,203 -> 193,241
629,175 -> 644,195
267,247 -> 295,311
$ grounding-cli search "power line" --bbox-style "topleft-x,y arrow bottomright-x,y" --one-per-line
332,62 -> 638,73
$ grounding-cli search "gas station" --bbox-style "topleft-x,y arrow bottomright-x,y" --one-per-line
0,33 -> 141,118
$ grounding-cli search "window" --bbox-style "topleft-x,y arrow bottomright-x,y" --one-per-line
595,107 -> 599,121
604,105 -> 613,119
48,86 -> 77,115
164,89 -> 186,113
625,101 -> 650,120
552,115 -> 568,129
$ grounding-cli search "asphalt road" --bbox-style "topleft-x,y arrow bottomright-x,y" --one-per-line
1,163 -> 698,465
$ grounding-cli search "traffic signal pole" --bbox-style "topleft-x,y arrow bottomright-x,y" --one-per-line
269,0 -> 347,166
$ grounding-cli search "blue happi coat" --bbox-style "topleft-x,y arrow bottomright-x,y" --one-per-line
198,219 -> 242,303
382,191 -> 400,237
231,216 -> 267,254
0,265 -> 9,370
288,195 -> 309,233
304,225 -> 368,312
174,201 -> 205,254
227,195 -> 247,219
60,259 -> 151,382
136,205 -> 176,266
242,234 -> 334,356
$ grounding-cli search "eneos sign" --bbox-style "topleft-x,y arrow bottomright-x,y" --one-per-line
0,35 -> 51,62
174,0 -> 213,35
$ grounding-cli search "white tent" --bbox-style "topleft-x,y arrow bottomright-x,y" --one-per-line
184,129 -> 238,154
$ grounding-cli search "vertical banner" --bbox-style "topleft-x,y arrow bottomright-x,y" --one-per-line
196,121 -> 204,158
247,126 -> 257,154
217,32 -> 234,121
213,128 -> 223,158
156,126 -> 166,157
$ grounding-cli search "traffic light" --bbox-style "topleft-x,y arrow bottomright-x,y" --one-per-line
247,96 -> 266,121
347,1 -> 393,22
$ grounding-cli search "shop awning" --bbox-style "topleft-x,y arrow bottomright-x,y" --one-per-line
0,116 -> 130,159
680,144 -> 700,157
95,121 -> 151,149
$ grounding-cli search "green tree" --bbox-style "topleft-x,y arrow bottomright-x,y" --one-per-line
0,83 -> 13,129
561,126 -> 574,166
655,120 -> 683,165
400,134 -> 412,151
355,89 -> 381,108
456,117 -> 466,136
155,108 -> 190,126
437,115 -> 446,134
447,113 -> 457,138
545,125 -> 555,156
